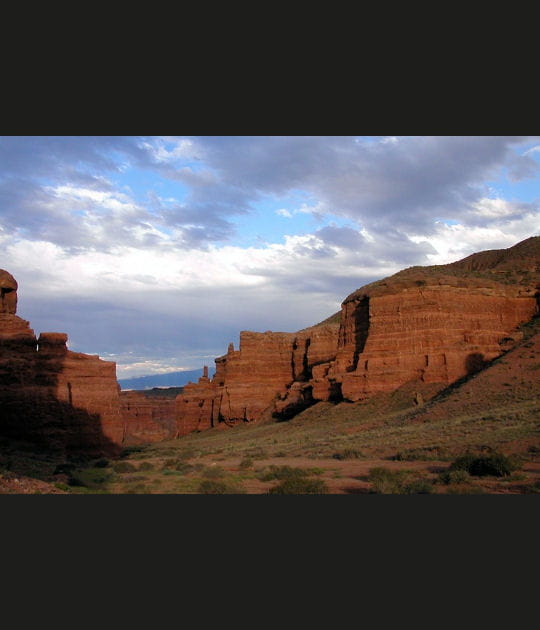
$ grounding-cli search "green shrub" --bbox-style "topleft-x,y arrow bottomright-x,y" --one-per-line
402,480 -> 434,494
239,457 -> 254,470
393,447 -> 447,461
448,454 -> 477,472
438,469 -> 471,485
93,458 -> 110,468
449,453 -> 519,477
68,467 -> 114,488
257,465 -> 309,482
198,480 -> 243,494
368,467 -> 412,494
268,477 -> 329,494
138,461 -> 154,471
113,461 -> 137,473
332,449 -> 363,460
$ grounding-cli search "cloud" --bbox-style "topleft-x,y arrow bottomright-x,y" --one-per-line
187,135 -> 538,236
276,208 -> 293,218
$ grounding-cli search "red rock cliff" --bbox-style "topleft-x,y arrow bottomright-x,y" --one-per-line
175,322 -> 340,434
120,390 -> 177,444
0,270 -> 124,455
175,237 -> 540,434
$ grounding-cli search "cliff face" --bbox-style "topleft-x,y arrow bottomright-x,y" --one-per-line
175,323 -> 340,434
175,237 -> 540,434
331,284 -> 537,402
0,271 -> 124,455
120,390 -> 177,444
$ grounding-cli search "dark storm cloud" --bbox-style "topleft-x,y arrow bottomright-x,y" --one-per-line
2,135 -> 537,255
314,226 -> 366,250
190,135 -> 537,235
0,136 -> 146,179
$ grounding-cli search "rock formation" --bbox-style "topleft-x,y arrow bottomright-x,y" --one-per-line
0,271 -> 124,455
175,237 -> 540,435
120,390 -> 177,444
175,322 -> 340,433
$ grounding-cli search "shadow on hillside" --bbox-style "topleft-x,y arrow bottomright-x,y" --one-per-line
466,352 -> 489,375
0,338 -> 121,476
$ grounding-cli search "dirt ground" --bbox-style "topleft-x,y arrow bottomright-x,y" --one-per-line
189,453 -> 540,495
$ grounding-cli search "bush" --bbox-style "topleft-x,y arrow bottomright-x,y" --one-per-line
93,458 -> 110,468
438,469 -> 472,485
402,480 -> 434,494
393,447 -> 447,461
68,467 -> 114,489
366,468 -> 434,494
198,480 -> 243,494
449,453 -> 519,477
332,449 -> 363,460
257,465 -> 309,482
138,461 -> 154,471
239,457 -> 254,470
113,461 -> 137,473
368,467 -> 412,494
268,477 -> 329,494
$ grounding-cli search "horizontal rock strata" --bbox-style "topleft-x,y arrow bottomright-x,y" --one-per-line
0,272 -> 124,456
175,237 -> 540,434
120,390 -> 177,444
175,323 -> 340,435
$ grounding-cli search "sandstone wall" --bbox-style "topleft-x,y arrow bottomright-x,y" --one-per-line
0,272 -> 125,456
120,391 -> 176,444
175,282 -> 538,434
175,323 -> 340,435
331,286 -> 538,402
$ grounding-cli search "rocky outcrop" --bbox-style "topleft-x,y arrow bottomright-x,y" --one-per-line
329,283 -> 538,402
120,390 -> 177,444
0,270 -> 18,314
0,271 -> 124,455
175,322 -> 340,434
175,237 -> 540,433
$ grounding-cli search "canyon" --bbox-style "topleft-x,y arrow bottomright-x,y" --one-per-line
0,236 -> 538,455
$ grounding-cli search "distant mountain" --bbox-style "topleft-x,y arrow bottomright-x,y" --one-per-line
118,368 -> 215,391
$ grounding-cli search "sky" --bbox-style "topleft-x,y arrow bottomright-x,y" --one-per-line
1,136 -> 539,379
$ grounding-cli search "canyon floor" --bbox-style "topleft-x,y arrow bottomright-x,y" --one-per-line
2,316 -> 539,495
